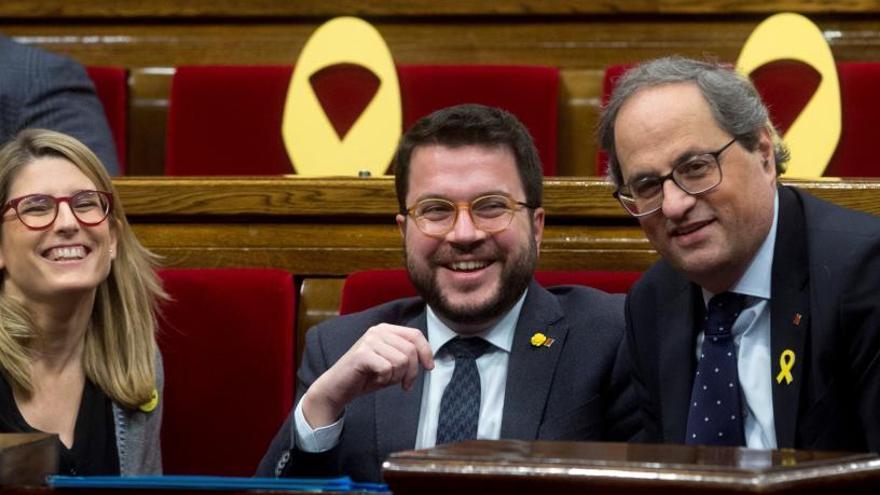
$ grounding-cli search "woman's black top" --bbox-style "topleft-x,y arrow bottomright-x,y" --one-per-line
0,372 -> 119,475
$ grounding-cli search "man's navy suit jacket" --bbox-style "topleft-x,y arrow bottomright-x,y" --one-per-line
258,280 -> 639,481
0,33 -> 119,175
625,186 -> 880,452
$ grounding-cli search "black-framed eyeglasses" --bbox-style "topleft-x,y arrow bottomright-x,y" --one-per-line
613,138 -> 737,217
3,190 -> 113,230
405,194 -> 536,237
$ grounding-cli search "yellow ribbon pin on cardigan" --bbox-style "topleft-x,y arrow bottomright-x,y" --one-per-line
776,350 -> 795,385
139,388 -> 159,413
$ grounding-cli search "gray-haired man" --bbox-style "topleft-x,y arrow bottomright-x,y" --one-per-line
599,56 -> 880,451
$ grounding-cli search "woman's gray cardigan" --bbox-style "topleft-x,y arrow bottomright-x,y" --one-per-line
111,353 -> 163,475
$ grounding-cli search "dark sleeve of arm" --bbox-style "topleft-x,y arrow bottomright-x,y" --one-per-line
20,49 -> 120,175
845,238 -> 880,452
256,325 -> 343,478
602,334 -> 642,442
623,291 -> 662,443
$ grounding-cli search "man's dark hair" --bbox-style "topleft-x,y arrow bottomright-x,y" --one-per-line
393,104 -> 543,213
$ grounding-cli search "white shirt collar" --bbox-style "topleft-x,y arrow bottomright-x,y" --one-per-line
703,190 -> 778,304
426,289 -> 527,356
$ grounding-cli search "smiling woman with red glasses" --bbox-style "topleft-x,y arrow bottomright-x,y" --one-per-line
0,129 -> 165,475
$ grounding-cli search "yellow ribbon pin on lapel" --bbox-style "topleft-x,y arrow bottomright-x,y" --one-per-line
139,388 -> 159,413
530,332 -> 554,348
776,350 -> 795,385
530,332 -> 547,347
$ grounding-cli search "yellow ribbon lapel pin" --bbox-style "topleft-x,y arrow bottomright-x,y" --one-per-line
776,349 -> 796,385
530,332 -> 554,348
139,388 -> 159,413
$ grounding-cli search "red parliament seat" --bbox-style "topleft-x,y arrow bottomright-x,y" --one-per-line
165,64 -> 559,176
158,268 -> 296,475
85,66 -> 127,173
339,269 -> 641,315
598,62 -> 880,177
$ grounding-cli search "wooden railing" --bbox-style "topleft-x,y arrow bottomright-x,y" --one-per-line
117,176 -> 880,273
115,176 -> 880,335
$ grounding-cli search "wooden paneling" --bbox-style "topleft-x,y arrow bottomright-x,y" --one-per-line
127,68 -> 174,176
5,4 -> 880,176
4,1 -> 880,17
117,176 -> 880,331
116,177 -> 880,275
297,278 -> 345,367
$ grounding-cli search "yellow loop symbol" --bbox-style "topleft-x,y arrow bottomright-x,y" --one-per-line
139,388 -> 159,413
282,17 -> 402,177
736,13 -> 841,178
776,349 -> 796,385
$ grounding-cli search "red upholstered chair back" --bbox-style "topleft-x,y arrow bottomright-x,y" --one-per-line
165,66 -> 293,176
165,65 -> 558,176
85,66 -> 128,173
750,61 -> 880,177
158,268 -> 296,475
598,61 -> 880,177
339,269 -> 641,315
398,65 -> 558,176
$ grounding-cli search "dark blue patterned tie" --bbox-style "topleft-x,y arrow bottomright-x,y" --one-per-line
685,292 -> 747,446
436,337 -> 492,445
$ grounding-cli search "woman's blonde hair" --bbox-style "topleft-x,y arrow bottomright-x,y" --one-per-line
0,129 -> 166,409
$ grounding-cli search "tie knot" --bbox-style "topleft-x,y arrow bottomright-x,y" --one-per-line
443,337 -> 492,360
705,292 -> 746,336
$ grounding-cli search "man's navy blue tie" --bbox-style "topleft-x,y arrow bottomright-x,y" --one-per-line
685,292 -> 747,446
436,337 -> 492,445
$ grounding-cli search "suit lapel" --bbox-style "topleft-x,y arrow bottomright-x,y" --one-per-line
658,278 -> 700,443
769,187 -> 809,448
374,310 -> 428,459
500,281 -> 567,439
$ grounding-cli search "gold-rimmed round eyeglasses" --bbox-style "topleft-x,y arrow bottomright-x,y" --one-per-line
405,194 -> 536,237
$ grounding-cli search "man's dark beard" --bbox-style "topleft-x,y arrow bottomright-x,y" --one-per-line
406,237 -> 537,330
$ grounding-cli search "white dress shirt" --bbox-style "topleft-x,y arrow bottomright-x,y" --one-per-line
698,191 -> 779,449
293,291 -> 527,452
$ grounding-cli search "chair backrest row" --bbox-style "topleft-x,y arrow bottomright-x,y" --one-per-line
156,267 -> 641,475
164,64 -> 559,176
91,62 -> 880,178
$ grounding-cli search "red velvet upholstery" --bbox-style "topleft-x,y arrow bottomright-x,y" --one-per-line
598,61 -> 880,177
830,63 -> 880,176
165,65 -> 559,176
158,268 -> 296,475
339,269 -> 641,315
85,66 -> 127,173
165,66 -> 293,176
397,65 -> 558,176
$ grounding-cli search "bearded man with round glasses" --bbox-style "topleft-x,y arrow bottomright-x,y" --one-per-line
599,56 -> 880,453
259,104 -> 639,482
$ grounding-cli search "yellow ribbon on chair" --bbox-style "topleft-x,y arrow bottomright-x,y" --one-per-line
282,17 -> 401,177
736,13 -> 841,178
776,349 -> 796,385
